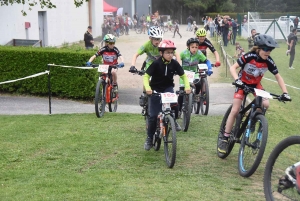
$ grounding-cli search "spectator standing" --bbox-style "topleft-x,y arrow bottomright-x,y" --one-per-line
101,20 -> 110,47
172,20 -> 182,38
207,17 -> 215,37
222,18 -> 229,46
287,28 -> 298,69
247,29 -> 257,50
231,18 -> 239,45
294,17 -> 299,30
84,26 -> 94,49
115,17 -> 120,38
133,13 -> 138,27
186,15 -> 193,31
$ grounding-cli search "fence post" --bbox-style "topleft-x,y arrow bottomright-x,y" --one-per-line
47,64 -> 52,115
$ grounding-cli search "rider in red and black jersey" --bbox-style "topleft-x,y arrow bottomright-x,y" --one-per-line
218,34 -> 292,154
86,34 -> 124,92
195,28 -> 221,67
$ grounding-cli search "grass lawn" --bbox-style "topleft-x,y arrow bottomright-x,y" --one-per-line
1,34 -> 299,201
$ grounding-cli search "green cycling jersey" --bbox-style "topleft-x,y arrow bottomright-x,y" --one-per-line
137,40 -> 161,70
179,49 -> 207,85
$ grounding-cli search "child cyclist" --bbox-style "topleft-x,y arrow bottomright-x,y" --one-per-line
130,26 -> 181,72
178,38 -> 213,112
218,34 -> 292,154
130,26 -> 163,72
143,40 -> 191,151
86,34 -> 124,92
195,28 -> 221,67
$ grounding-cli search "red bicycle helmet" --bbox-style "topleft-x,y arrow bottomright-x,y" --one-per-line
158,39 -> 177,51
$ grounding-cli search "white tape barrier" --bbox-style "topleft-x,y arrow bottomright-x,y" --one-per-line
0,71 -> 49,85
48,64 -> 94,69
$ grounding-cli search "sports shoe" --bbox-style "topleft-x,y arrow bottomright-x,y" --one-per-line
289,67 -> 295,69
175,121 -> 182,131
144,137 -> 153,151
218,137 -> 228,154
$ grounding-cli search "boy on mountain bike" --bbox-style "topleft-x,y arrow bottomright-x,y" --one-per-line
143,40 -> 191,151
178,38 -> 212,112
86,34 -> 124,92
130,26 -> 181,73
195,28 -> 221,67
217,34 -> 291,154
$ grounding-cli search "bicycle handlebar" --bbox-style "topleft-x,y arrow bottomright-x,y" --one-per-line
130,68 -> 145,76
231,82 -> 290,102
91,64 -> 119,69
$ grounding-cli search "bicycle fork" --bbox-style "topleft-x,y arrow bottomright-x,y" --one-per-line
244,104 -> 262,149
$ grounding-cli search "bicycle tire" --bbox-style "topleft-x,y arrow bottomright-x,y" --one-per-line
119,28 -> 124,36
164,115 -> 177,168
135,27 -> 142,34
200,78 -> 209,115
238,114 -> 268,177
108,85 -> 118,112
217,105 -> 237,159
163,26 -> 168,32
194,91 -> 200,114
264,135 -> 300,201
182,93 -> 193,132
95,79 -> 106,118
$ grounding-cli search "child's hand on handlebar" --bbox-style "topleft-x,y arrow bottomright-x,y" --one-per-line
118,62 -> 124,68
146,89 -> 152,95
86,61 -> 92,67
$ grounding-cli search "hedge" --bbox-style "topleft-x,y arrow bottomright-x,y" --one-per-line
0,46 -> 102,100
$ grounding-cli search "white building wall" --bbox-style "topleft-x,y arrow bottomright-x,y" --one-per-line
0,0 -> 103,47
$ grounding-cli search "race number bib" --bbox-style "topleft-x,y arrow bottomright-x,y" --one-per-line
254,88 -> 273,99
198,64 -> 208,70
161,92 -> 177,103
98,65 -> 109,73
184,70 -> 195,83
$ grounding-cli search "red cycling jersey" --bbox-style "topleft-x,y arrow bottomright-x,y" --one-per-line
198,38 -> 216,56
237,52 -> 278,85
95,46 -> 122,65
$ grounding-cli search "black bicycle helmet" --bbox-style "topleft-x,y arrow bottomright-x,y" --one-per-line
254,34 -> 279,48
186,38 -> 200,46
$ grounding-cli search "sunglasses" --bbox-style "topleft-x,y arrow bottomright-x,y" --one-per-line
108,42 -> 115,45
152,38 -> 162,41
261,47 -> 274,52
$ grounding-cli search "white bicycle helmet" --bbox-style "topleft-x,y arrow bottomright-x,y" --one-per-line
148,26 -> 163,38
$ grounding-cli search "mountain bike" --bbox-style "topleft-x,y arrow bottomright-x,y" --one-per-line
193,63 -> 214,115
217,83 -> 289,177
92,64 -> 120,118
150,91 -> 178,168
264,135 -> 300,200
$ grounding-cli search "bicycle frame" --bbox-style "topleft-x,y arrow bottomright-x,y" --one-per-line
97,65 -> 118,103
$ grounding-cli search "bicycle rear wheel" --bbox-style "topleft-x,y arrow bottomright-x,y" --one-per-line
163,115 -> 177,168
200,78 -> 209,115
136,27 -> 142,34
95,80 -> 106,118
217,105 -> 238,159
182,93 -> 193,132
108,85 -> 118,112
153,118 -> 161,151
238,114 -> 268,177
264,136 -> 300,201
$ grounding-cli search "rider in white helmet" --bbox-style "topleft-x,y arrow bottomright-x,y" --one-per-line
130,26 -> 181,72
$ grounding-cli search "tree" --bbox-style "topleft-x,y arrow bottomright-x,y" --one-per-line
0,0 -> 89,16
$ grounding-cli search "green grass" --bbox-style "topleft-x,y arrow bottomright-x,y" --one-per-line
1,35 -> 299,200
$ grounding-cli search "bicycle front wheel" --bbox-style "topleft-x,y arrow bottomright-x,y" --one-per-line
136,27 -> 142,34
238,114 -> 268,177
163,26 -> 168,32
163,115 -> 177,168
182,93 -> 193,132
264,136 -> 300,201
95,79 -> 106,118
108,85 -> 118,112
200,78 -> 209,115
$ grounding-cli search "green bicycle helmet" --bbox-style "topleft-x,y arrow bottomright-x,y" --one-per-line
104,34 -> 116,43
196,28 -> 207,37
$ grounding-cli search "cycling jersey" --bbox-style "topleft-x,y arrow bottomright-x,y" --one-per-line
179,49 -> 207,85
198,38 -> 216,56
95,46 -> 122,65
237,51 -> 278,85
137,40 -> 160,70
